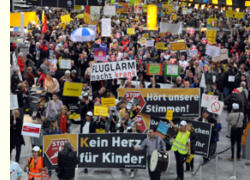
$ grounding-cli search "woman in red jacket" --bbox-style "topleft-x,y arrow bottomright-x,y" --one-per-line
17,52 -> 25,75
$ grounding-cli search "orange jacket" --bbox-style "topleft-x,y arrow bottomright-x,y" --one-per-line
28,156 -> 43,180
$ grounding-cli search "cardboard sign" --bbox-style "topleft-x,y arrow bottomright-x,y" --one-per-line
205,45 -> 220,57
146,40 -> 154,47
94,106 -> 108,117
59,59 -> 71,69
21,123 -> 41,137
10,94 -> 19,110
206,29 -> 217,45
207,100 -> 224,115
43,134 -> 78,169
118,88 -> 200,118
212,48 -> 228,62
166,109 -> 173,121
160,22 -> 182,35
101,18 -> 111,37
90,60 -> 137,81
201,94 -> 219,108
63,82 -> 83,97
78,133 -> 146,168
101,97 -> 116,107
103,6 -> 116,16
94,48 -> 107,61
170,42 -> 187,51
155,42 -> 167,50
127,28 -> 135,35
146,64 -> 162,76
165,64 -> 180,77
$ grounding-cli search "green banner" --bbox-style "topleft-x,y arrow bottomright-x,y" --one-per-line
165,64 -> 180,77
147,64 -> 162,75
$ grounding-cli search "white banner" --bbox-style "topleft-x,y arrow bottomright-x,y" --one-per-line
91,60 -> 137,81
201,94 -> 219,108
101,18 -> 111,37
60,59 -> 71,69
10,94 -> 19,110
205,45 -> 220,57
21,123 -> 41,138
146,40 -> 154,47
160,22 -> 182,34
212,48 -> 228,62
103,6 -> 116,16
91,6 -> 101,20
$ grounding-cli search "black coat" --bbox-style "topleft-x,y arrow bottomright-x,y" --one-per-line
10,116 -> 25,149
57,150 -> 78,179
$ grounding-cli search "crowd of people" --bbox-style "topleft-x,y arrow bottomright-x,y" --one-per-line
10,1 -> 250,180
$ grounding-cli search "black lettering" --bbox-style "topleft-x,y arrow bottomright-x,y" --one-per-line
116,63 -> 121,70
128,61 -> 135,69
121,62 -> 127,70
105,64 -> 110,71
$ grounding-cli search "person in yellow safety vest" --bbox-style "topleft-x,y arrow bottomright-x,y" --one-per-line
168,120 -> 190,180
24,146 -> 46,180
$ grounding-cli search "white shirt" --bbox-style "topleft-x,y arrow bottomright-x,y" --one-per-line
10,161 -> 22,180
82,121 -> 90,134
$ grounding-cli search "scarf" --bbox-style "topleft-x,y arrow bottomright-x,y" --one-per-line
59,114 -> 67,134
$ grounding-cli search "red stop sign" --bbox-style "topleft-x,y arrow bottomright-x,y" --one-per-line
124,91 -> 146,113
45,139 -> 71,165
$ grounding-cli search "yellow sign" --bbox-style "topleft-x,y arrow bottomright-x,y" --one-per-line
170,42 -> 187,51
147,5 -> 158,31
167,4 -> 173,15
206,29 -> 217,45
101,97 -> 116,107
143,33 -> 149,39
212,0 -> 218,5
94,106 -> 108,117
69,113 -> 81,120
207,18 -> 217,27
226,0 -> 232,6
61,14 -> 71,24
172,14 -> 177,20
43,134 -> 78,158
10,12 -> 39,27
127,28 -> 135,35
234,12 -> 244,19
142,5 -> 147,13
10,13 -> 21,27
226,10 -> 233,18
156,42 -> 167,50
166,109 -> 174,121
63,82 -> 83,97
84,12 -> 98,25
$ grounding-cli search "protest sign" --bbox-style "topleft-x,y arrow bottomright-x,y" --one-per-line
207,18 -> 217,27
170,42 -> 187,51
160,22 -> 182,35
101,18 -> 111,37
146,64 -> 162,76
59,59 -> 71,69
90,60 -> 137,81
207,100 -> 224,115
206,29 -> 217,44
146,40 -> 154,47
165,64 -> 180,77
150,118 -> 212,157
94,48 -> 107,61
166,109 -> 173,121
155,42 -> 167,50
94,106 -> 108,117
134,115 -> 147,133
103,6 -> 116,16
69,113 -> 81,121
101,97 -> 116,107
118,88 -> 200,118
78,133 -> 147,168
127,28 -> 135,35
201,94 -> 219,108
226,10 -> 233,18
189,49 -> 198,57
10,94 -> 19,110
156,121 -> 169,135
43,134 -> 78,169
48,59 -> 57,72
63,82 -> 83,97
147,5 -> 158,30
234,12 -> 244,19
60,14 -> 71,24
134,5 -> 142,14
90,6 -> 101,20
21,122 -> 41,138
212,48 -> 228,62
205,45 -> 220,57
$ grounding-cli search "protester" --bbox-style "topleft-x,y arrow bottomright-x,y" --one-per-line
57,142 -> 78,180
134,128 -> 167,180
227,103 -> 244,161
46,93 -> 63,120
10,158 -> 22,180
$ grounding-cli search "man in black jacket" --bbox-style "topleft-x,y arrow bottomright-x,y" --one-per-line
57,142 -> 78,180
